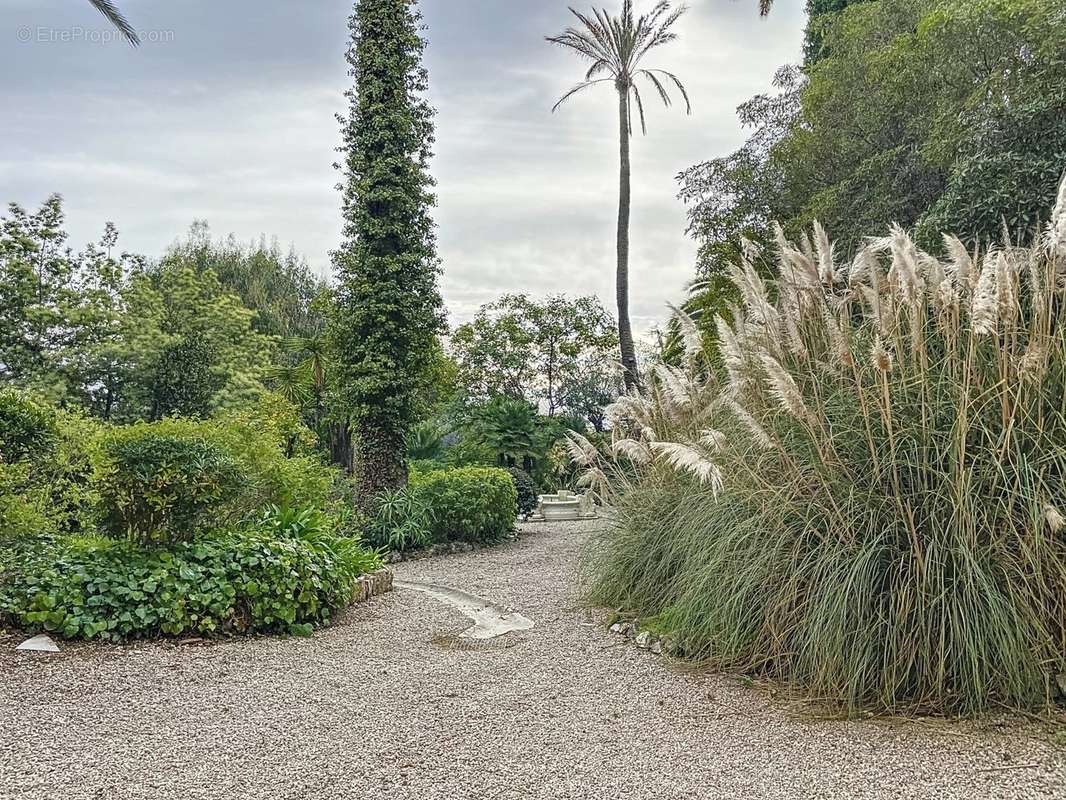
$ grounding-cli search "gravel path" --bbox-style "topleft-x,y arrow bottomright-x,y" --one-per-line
2,519 -> 1065,799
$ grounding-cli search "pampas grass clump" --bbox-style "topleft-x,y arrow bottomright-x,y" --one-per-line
581,173 -> 1066,714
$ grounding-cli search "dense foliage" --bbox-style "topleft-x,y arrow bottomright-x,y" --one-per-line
95,419 -> 244,544
507,467 -> 538,519
0,383 -> 379,641
0,390 -> 99,538
364,487 -> 433,551
580,180 -> 1066,713
409,467 -> 518,545
451,294 -> 618,418
0,200 -> 326,423
331,0 -> 445,499
680,0 -> 1066,340
0,518 -> 380,640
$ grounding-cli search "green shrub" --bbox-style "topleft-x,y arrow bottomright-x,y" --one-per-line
96,419 -> 244,544
409,466 -> 517,544
406,420 -> 445,460
0,389 -> 58,463
409,458 -> 447,476
0,463 -> 52,539
584,203 -> 1066,714
0,393 -> 100,539
506,467 -> 538,518
365,488 -> 432,551
0,523 -> 381,640
440,434 -> 495,468
210,412 -> 335,517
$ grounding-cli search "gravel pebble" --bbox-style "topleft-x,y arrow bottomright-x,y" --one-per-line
1,519 -> 1064,799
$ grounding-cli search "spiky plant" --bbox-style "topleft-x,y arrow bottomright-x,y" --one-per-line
547,1 -> 691,392
583,172 -> 1066,714
88,0 -> 139,46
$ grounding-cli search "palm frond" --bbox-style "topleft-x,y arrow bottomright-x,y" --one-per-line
630,82 -> 648,135
644,69 -> 691,113
552,79 -> 614,112
639,69 -> 673,107
88,0 -> 139,46
547,1 -> 690,128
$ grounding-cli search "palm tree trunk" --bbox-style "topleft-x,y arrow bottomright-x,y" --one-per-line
616,88 -> 640,392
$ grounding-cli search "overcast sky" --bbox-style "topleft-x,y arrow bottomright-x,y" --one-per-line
1,0 -> 805,333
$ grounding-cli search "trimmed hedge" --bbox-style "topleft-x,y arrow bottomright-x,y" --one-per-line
409,466 -> 517,545
0,524 -> 381,640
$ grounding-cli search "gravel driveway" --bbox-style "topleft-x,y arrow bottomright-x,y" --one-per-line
2,519 -> 1064,799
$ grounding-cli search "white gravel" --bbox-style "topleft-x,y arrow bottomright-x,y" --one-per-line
2,519 -> 1064,799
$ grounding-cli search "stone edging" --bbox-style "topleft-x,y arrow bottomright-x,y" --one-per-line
383,533 -> 519,565
355,569 -> 394,603
609,619 -> 675,656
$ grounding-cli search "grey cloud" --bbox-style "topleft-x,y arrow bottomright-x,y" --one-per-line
1,0 -> 805,334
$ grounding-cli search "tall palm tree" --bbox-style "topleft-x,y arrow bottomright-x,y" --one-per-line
758,0 -> 774,15
547,1 -> 691,392
88,0 -> 139,46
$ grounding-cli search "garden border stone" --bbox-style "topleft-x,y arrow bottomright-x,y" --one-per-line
382,532 -> 520,565
354,569 -> 394,603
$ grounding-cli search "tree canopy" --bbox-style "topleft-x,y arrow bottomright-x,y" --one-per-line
681,0 -> 1066,289
450,293 -> 618,418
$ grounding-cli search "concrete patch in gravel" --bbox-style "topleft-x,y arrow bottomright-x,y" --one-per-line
394,579 -> 534,640
15,634 -> 60,653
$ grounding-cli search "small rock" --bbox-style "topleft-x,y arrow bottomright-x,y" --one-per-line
634,631 -> 653,649
609,622 -> 624,634
16,634 -> 60,653
651,640 -> 663,655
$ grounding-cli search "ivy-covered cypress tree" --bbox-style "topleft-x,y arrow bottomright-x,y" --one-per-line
331,0 -> 444,500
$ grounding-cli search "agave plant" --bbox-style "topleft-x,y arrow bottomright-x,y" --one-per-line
583,171 -> 1066,713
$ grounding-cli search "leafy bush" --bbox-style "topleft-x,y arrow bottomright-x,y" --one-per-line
409,466 -> 517,544
469,397 -> 539,467
0,393 -> 100,539
0,389 -> 58,462
406,420 -> 445,460
582,183 -> 1066,714
0,463 -> 51,539
365,488 -> 433,551
210,410 -> 335,517
507,467 -> 538,518
96,419 -> 244,544
440,434 -> 495,468
0,522 -> 381,640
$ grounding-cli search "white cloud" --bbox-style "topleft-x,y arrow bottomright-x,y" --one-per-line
1,0 -> 806,335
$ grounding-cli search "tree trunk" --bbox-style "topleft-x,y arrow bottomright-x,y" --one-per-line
329,419 -> 354,474
616,88 -> 640,392
353,417 -> 408,512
